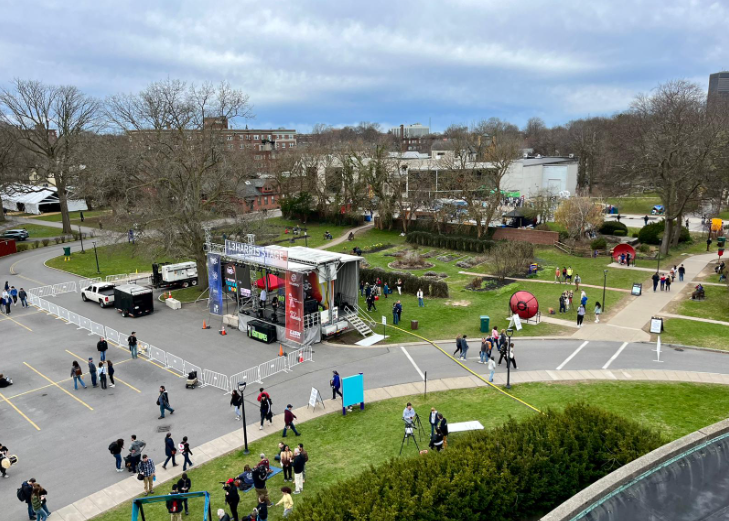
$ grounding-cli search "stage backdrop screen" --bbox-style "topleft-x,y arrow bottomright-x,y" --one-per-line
285,270 -> 305,343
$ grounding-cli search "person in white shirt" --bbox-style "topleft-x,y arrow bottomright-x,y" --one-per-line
402,403 -> 416,423
488,356 -> 496,383
428,407 -> 439,436
259,288 -> 267,308
416,288 -> 424,308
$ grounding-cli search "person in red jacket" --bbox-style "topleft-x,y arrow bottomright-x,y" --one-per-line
282,404 -> 300,437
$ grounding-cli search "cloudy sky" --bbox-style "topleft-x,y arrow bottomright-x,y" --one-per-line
0,0 -> 726,133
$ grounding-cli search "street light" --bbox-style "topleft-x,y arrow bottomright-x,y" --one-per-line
78,225 -> 85,253
505,327 -> 514,390
237,381 -> 250,454
602,269 -> 608,313
93,241 -> 100,274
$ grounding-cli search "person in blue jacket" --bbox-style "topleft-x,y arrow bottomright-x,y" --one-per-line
330,370 -> 342,400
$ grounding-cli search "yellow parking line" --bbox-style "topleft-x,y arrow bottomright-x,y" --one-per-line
23,362 -> 94,411
0,391 -> 41,431
65,349 -> 142,393
114,377 -> 141,393
10,258 -> 46,284
0,314 -> 33,332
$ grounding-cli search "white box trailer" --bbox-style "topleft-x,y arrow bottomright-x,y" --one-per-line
151,261 -> 198,289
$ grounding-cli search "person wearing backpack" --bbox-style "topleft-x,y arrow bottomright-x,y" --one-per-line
162,433 -> 177,469
158,386 -> 174,419
166,484 -> 183,521
70,361 -> 87,390
109,438 -> 124,472
18,478 -> 36,520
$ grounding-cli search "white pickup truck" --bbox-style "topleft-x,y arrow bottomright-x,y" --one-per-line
81,283 -> 116,308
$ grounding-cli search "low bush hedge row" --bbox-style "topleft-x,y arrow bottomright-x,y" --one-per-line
599,221 -> 628,235
406,231 -> 495,253
360,266 -> 449,298
291,404 -> 664,521
639,220 -> 691,245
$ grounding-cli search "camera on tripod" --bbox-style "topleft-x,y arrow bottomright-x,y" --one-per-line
403,417 -> 416,435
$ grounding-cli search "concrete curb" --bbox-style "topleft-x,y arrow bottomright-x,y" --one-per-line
53,369 -> 729,521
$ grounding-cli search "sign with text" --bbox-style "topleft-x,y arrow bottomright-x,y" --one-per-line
207,253 -> 223,316
308,387 -> 325,410
650,317 -> 663,334
512,314 -> 523,331
225,240 -> 288,270
285,270 -> 304,343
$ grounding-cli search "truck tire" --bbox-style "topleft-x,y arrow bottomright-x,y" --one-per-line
122,310 -> 129,317
81,294 -> 88,302
99,300 -> 105,308
182,281 -> 189,288
191,279 -> 198,286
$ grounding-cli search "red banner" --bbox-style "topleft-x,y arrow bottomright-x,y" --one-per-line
285,271 -> 304,343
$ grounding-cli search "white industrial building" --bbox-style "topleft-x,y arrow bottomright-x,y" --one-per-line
1,184 -> 88,215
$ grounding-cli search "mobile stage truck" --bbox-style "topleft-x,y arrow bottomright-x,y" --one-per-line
205,240 -> 380,346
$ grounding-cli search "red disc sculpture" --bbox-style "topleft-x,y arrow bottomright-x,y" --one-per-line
612,243 -> 636,262
509,291 -> 539,319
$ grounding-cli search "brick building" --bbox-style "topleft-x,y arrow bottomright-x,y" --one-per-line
204,117 -> 296,161
237,178 -> 280,212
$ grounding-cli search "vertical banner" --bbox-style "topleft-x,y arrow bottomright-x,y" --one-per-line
207,253 -> 223,315
285,270 -> 304,343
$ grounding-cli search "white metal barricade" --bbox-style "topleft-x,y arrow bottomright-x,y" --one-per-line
40,299 -> 50,312
183,361 -> 203,383
137,341 -> 150,357
78,316 -> 92,332
202,370 -> 229,392
258,356 -> 289,380
48,302 -> 59,317
106,274 -> 128,284
165,353 -> 185,374
37,286 -> 54,297
91,322 -> 105,338
105,327 -> 120,345
127,274 -> 151,285
149,345 -> 166,365
68,311 -> 80,326
52,281 -> 77,295
230,367 -> 262,390
58,307 -> 70,322
287,346 -> 313,368
78,277 -> 102,290
118,333 -> 129,349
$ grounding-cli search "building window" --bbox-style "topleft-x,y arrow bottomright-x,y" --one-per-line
275,143 -> 280,149
226,136 -> 232,141
267,135 -> 271,140
255,155 -> 262,160
254,135 -> 259,140
289,143 -> 294,148
240,144 -> 244,149
245,134 -> 249,140
264,196 -> 268,205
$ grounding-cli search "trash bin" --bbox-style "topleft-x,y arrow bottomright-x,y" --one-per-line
411,320 -> 418,330
480,315 -> 490,333
63,247 -> 71,256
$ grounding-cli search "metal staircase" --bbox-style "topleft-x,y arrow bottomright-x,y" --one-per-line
347,314 -> 375,338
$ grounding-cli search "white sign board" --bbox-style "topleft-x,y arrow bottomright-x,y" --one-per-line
650,317 -> 663,335
382,315 -> 387,325
308,387 -> 322,410
512,314 -> 523,331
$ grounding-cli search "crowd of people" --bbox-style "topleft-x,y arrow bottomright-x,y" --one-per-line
1,281 -> 28,314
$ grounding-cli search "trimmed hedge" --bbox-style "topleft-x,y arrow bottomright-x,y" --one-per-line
406,231 -> 495,253
590,237 -> 607,250
639,220 -> 691,245
360,266 -> 449,298
599,221 -> 628,235
291,404 -> 664,521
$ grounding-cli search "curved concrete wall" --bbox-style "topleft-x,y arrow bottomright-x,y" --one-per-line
542,418 -> 729,521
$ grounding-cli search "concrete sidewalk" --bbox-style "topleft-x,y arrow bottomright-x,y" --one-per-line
319,221 -> 375,250
52,368 -> 729,521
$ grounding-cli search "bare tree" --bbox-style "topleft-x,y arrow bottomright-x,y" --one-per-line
0,80 -> 101,232
104,79 -> 253,289
489,241 -> 535,281
554,197 -> 604,240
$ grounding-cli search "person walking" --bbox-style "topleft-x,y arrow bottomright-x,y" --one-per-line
2,290 -> 11,314
497,342 -> 509,365
559,292 -> 566,313
224,478 -> 240,521
576,304 -> 586,328
574,274 -> 581,292
162,433 -> 177,469
428,408 -> 439,437
665,275 -> 671,292
416,288 -> 424,307
594,302 -> 602,323
258,388 -> 273,430
364,283 -> 371,300
107,359 -> 115,388
31,483 -> 49,521
460,334 -> 469,360
177,472 -> 191,515
678,264 -> 686,282
158,386 -> 175,419
276,486 -> 294,517
282,404 -> 300,437
396,278 -> 403,295
128,332 -> 138,359
180,436 -> 193,471
230,389 -> 242,421
660,273 -> 666,291
97,337 -> 108,362
10,286 -> 18,304
508,343 -> 517,369
330,370 -> 343,400
109,438 -> 124,472
453,334 -> 463,357
644,215 -> 649,226
280,444 -> 293,482
139,454 -> 156,496
87,358 -> 98,387
580,290 -> 588,307
18,287 -> 28,307
98,362 -> 108,389
554,266 -> 561,283
292,448 -> 305,494
652,272 -> 660,292
479,337 -> 489,364
488,355 -> 496,382
129,435 -> 145,473
70,361 -> 87,390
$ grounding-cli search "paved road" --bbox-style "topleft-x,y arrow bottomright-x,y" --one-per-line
2,241 -> 729,519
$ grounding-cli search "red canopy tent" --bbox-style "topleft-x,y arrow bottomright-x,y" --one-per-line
256,274 -> 284,290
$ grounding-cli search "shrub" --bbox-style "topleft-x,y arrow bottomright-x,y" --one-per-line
291,404 -> 664,521
590,237 -> 607,250
467,276 -> 483,289
638,243 -> 651,253
535,223 -> 551,231
599,221 -> 628,235
406,231 -> 494,253
638,220 -> 691,245
558,231 -> 569,242
32,241 -> 40,249
41,238 -> 50,247
16,243 -> 30,252
360,267 -> 449,298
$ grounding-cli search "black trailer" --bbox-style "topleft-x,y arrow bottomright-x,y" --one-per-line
114,284 -> 154,318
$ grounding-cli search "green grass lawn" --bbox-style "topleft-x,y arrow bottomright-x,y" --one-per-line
30,209 -> 110,224
8,223 -> 70,239
603,195 -> 662,215
657,318 -> 729,350
163,286 -> 208,303
219,217 -> 355,250
325,226 -> 408,254
46,243 -> 162,279
89,381 -> 729,521
633,235 -> 710,270
673,284 -> 729,323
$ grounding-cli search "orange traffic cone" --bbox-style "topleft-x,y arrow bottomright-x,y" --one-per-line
279,344 -> 284,357
202,320 -> 210,329
220,326 -> 227,336
299,353 -> 304,363
167,291 -> 172,299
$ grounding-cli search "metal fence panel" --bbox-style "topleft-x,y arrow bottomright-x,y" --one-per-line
118,333 -> 129,349
165,353 -> 185,374
78,277 -> 102,290
37,286 -> 54,297
258,356 -> 289,380
127,274 -> 151,285
91,321 -> 105,337
57,306 -> 70,321
105,327 -> 120,344
68,311 -> 80,326
183,361 -> 203,383
230,367 -> 261,390
52,281 -> 76,295
137,341 -> 150,358
106,274 -> 128,284
202,370 -> 229,392
48,302 -> 59,317
40,299 -> 50,312
149,345 -> 166,365
287,346 -> 313,368
78,316 -> 92,332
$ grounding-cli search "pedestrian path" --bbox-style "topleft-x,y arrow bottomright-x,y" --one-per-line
607,262 -> 657,272
657,312 -> 729,327
457,271 -> 632,293
319,221 -> 375,250
53,368 -> 729,521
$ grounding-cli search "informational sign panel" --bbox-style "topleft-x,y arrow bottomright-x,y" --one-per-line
285,270 -> 304,343
382,315 -> 387,325
512,314 -> 523,331
223,263 -> 237,294
631,283 -> 642,296
308,387 -> 325,410
225,240 -> 288,270
650,317 -> 663,334
207,253 -> 223,315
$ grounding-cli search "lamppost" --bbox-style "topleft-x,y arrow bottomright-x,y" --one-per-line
93,241 -> 100,274
237,381 -> 249,454
602,269 -> 608,313
505,328 -> 514,389
78,225 -> 85,253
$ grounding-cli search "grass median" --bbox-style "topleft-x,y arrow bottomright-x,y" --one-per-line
89,381 -> 729,521
657,318 -> 729,351
46,243 -> 161,279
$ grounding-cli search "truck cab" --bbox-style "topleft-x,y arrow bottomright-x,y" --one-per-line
81,283 -> 116,308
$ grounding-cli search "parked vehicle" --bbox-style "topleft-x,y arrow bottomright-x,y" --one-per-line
1,229 -> 29,241
81,283 -> 116,308
114,284 -> 154,318
152,261 -> 198,289
651,205 -> 665,215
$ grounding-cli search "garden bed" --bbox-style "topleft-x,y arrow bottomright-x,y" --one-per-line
388,260 -> 435,270
436,253 -> 460,262
465,276 -> 516,291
